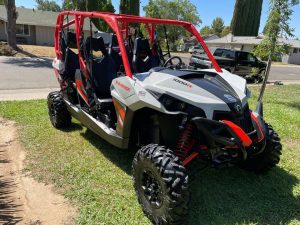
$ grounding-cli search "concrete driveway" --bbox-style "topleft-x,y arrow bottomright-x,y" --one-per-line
0,56 -> 299,101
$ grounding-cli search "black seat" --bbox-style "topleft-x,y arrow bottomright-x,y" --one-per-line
85,36 -> 117,98
151,42 -> 162,66
108,34 -> 122,72
61,31 -> 79,81
132,37 -> 160,73
62,48 -> 79,81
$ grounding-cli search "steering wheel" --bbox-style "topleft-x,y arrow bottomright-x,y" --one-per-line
163,56 -> 183,69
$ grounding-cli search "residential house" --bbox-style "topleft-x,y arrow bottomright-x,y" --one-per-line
0,6 -> 94,46
177,34 -> 219,52
205,33 -> 300,64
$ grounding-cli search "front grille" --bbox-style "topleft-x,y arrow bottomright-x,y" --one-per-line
238,107 -> 254,133
214,104 -> 254,133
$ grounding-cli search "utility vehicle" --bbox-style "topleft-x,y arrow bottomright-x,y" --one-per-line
48,11 -> 282,225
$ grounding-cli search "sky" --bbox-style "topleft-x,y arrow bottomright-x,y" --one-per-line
16,0 -> 300,38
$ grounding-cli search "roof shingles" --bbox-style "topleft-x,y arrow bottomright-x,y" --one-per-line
205,33 -> 300,48
0,6 -> 94,30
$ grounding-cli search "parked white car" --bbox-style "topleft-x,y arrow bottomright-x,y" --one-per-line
188,46 -> 204,54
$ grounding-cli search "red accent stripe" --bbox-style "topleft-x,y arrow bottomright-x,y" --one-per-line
75,80 -> 89,104
250,112 -> 265,142
113,99 -> 125,121
183,152 -> 199,166
222,120 -> 252,148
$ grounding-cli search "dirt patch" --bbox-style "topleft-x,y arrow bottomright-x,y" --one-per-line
0,118 -> 76,225
16,45 -> 56,58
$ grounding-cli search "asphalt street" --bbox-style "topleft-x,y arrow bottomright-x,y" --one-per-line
0,56 -> 299,100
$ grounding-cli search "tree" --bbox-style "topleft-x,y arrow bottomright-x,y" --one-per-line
120,0 -> 140,15
4,0 -> 17,49
63,0 -> 115,13
63,0 -> 115,30
36,0 -> 61,12
221,26 -> 231,37
211,17 -> 224,36
230,0 -> 263,36
200,26 -> 212,36
144,0 -> 201,50
253,0 -> 299,60
254,0 -> 299,102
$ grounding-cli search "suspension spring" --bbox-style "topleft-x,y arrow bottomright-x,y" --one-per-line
175,122 -> 196,161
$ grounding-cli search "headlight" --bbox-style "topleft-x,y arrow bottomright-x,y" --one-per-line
148,91 -> 187,112
148,91 -> 206,117
159,95 -> 187,111
245,87 -> 251,98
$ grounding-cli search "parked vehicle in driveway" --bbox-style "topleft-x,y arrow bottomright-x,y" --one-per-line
48,11 -> 282,225
190,48 -> 267,82
188,45 -> 204,54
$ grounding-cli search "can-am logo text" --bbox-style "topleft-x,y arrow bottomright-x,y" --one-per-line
116,80 -> 131,91
173,78 -> 192,88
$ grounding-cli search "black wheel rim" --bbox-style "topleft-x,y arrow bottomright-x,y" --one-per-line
141,169 -> 163,208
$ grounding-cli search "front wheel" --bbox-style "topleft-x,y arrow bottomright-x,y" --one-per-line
238,123 -> 282,174
132,144 -> 189,225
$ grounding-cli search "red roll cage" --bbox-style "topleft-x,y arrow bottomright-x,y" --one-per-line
54,11 -> 222,79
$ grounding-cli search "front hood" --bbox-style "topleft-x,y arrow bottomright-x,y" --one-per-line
134,68 -> 247,119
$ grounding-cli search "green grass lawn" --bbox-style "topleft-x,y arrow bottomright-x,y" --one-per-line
0,85 -> 299,225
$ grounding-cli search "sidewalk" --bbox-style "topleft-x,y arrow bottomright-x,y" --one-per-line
272,64 -> 300,68
0,88 -> 59,101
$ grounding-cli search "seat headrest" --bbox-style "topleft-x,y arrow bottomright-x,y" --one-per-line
85,36 -> 108,56
133,37 -> 151,56
66,31 -> 77,47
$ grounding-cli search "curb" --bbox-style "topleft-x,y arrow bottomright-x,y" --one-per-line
0,88 -> 60,101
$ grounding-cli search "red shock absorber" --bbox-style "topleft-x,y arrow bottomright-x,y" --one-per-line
175,122 -> 196,161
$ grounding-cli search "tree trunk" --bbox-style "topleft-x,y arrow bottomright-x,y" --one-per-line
5,0 -> 17,49
230,0 -> 263,36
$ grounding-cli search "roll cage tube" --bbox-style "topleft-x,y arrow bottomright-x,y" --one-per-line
54,11 -> 222,79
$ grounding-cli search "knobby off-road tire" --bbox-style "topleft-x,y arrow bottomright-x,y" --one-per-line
239,123 -> 282,174
132,144 -> 189,225
255,70 -> 265,84
47,91 -> 71,128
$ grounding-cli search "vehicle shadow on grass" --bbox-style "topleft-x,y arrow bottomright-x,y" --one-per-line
277,101 -> 300,111
186,166 -> 300,225
77,126 -> 299,225
60,123 -> 83,133
80,129 -> 136,174
2,57 -> 52,69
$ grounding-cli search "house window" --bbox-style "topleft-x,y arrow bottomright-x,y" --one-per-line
16,24 -> 30,36
293,48 -> 298,53
5,23 -> 30,36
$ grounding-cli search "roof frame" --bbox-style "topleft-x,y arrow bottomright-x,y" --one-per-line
55,11 -> 222,78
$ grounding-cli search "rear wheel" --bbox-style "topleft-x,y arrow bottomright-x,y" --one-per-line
47,91 -> 71,128
132,144 -> 189,225
255,70 -> 265,83
238,123 -> 282,174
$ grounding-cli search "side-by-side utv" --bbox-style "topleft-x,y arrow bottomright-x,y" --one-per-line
48,11 -> 282,225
